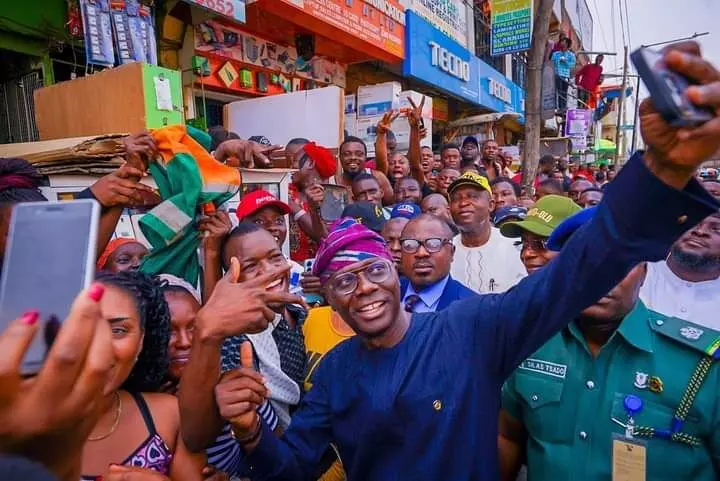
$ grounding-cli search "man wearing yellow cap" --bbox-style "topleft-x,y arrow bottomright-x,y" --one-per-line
448,171 -> 527,293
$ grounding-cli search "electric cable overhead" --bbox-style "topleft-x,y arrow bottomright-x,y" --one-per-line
618,0 -> 627,47
623,0 -> 632,47
590,0 -> 611,53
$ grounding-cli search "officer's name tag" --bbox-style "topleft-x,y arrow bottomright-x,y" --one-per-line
518,358 -> 567,378
612,437 -> 646,481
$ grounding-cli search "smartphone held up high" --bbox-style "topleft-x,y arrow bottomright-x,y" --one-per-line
0,200 -> 100,374
631,47 -> 715,127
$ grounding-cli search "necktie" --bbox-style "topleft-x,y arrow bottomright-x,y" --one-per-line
404,294 -> 421,313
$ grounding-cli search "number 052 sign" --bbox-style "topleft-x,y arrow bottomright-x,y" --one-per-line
184,0 -> 246,23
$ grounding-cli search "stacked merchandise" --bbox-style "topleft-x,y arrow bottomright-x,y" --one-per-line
78,0 -> 157,68
348,82 -> 433,156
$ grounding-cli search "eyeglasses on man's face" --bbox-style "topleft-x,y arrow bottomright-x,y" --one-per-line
514,237 -> 548,252
328,260 -> 394,296
399,238 -> 452,254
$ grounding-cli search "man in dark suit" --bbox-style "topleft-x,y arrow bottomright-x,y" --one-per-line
399,214 -> 476,312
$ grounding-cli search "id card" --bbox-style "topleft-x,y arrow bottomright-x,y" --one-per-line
612,435 -> 646,481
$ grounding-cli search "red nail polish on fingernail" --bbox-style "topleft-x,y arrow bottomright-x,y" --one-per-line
88,283 -> 105,302
22,310 -> 39,325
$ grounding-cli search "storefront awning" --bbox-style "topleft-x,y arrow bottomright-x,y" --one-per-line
448,112 -> 522,127
245,0 -> 405,63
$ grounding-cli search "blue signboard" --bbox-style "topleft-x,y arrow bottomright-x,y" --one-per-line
477,58 -> 526,122
403,11 -> 480,104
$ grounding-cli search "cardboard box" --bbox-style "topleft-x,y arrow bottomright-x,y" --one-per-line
398,91 -> 433,119
345,94 -> 356,114
357,82 -> 401,117
344,114 -> 358,138
34,63 -> 184,140
356,114 -> 431,156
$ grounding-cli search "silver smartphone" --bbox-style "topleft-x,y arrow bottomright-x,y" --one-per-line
0,200 -> 100,374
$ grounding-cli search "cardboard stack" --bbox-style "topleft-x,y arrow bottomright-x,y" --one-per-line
347,82 -> 432,156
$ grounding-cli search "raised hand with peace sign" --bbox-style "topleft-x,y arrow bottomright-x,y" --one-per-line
376,110 -> 400,135
406,95 -> 426,129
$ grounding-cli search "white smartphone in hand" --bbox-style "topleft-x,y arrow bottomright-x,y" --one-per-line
0,200 -> 100,374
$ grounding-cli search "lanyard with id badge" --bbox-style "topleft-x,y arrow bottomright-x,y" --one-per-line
611,395 -> 646,481
610,354 -> 714,481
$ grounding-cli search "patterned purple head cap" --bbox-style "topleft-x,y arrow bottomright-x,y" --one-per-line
312,217 -> 393,284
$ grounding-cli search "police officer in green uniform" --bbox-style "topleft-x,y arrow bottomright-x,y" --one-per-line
498,208 -> 720,481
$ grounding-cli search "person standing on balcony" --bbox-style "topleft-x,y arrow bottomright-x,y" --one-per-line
551,37 -> 576,111
575,55 -> 604,108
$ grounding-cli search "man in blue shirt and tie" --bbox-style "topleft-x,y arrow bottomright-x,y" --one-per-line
399,213 -> 475,313
186,43 -> 720,481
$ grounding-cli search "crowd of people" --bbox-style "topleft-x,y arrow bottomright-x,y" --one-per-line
0,42 -> 719,481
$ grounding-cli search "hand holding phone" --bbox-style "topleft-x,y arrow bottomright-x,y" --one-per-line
0,283 -> 113,480
635,42 -> 720,181
631,46 -> 714,127
0,200 -> 100,375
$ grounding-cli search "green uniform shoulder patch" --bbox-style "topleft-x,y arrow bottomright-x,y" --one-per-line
648,311 -> 720,357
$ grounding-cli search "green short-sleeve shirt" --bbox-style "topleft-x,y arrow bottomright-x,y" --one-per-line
502,302 -> 720,481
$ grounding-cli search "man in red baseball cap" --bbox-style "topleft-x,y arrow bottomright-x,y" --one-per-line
236,189 -> 292,246
236,189 -> 305,292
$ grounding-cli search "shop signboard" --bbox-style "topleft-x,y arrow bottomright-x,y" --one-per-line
477,58 -> 525,121
266,0 -> 405,60
405,0 -> 468,48
565,109 -> 592,136
194,21 -> 347,88
184,0 -> 246,24
566,108 -> 592,152
490,0 -> 532,56
403,11 -> 479,104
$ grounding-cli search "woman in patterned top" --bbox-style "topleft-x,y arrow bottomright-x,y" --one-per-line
81,271 -> 204,481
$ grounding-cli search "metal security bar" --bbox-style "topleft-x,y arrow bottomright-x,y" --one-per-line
0,71 -> 42,144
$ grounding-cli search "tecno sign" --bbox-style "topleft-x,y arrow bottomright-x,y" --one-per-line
429,41 -> 470,82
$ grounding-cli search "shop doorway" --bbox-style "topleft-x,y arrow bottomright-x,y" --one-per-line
0,49 -> 43,144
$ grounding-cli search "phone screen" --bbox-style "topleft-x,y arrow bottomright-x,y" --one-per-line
0,200 -> 99,374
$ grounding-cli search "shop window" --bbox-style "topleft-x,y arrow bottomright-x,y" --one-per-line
511,51 -> 528,89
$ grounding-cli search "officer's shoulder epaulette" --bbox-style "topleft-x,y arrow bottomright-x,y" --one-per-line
649,311 -> 720,357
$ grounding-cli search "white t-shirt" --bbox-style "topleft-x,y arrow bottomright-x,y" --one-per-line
639,261 -> 720,330
451,227 -> 526,294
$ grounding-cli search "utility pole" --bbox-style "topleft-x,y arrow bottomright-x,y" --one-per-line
521,0 -> 555,192
614,45 -> 629,165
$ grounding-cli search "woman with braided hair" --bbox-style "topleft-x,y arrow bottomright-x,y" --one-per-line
81,271 -> 204,481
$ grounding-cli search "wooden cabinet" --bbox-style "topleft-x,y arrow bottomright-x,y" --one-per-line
34,63 -> 184,140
